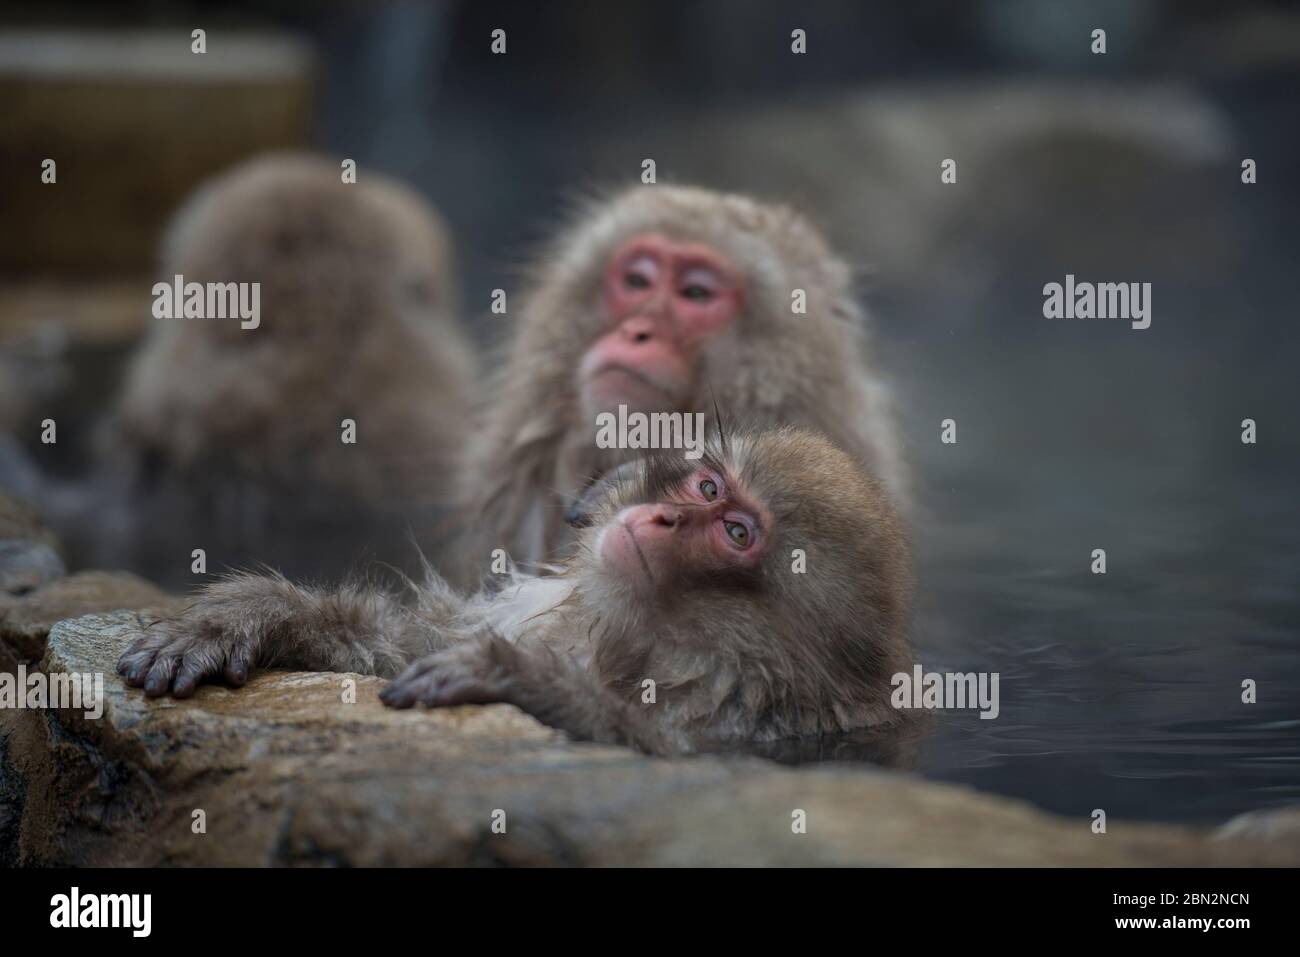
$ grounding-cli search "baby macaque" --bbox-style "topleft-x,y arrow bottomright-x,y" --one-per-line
118,426 -> 912,754
462,185 -> 906,574
101,153 -> 476,583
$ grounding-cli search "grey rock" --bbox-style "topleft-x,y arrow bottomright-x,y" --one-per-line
0,489 -> 61,552
1217,806 -> 1300,845
0,540 -> 65,597
1,570 -> 178,665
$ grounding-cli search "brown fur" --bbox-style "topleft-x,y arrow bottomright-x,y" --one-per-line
460,185 -> 906,575
118,426 -> 912,755
111,152 -> 475,506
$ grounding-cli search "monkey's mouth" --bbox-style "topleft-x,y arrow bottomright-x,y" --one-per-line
618,521 -> 657,586
587,363 -> 676,405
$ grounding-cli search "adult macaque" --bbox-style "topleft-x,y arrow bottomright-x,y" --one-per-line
101,153 -> 476,583
462,185 -> 906,574
118,426 -> 912,754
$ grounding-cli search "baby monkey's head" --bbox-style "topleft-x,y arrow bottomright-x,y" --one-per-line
569,426 -> 911,681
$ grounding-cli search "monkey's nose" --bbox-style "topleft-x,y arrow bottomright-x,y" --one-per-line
619,503 -> 684,535
647,504 -> 682,527
619,316 -> 657,344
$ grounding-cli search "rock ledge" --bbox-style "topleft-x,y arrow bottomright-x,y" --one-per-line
1,611 -> 1296,867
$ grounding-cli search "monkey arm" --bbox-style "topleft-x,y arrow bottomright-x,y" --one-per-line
380,634 -> 683,756
118,571 -> 441,698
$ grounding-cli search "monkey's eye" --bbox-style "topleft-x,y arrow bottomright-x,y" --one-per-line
698,478 -> 719,501
678,266 -> 724,304
724,521 -> 750,548
621,254 -> 658,291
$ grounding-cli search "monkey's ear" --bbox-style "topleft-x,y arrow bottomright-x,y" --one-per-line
564,459 -> 646,528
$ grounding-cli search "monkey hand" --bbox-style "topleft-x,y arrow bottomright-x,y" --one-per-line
121,572 -> 432,698
380,634 -> 673,754
117,611 -> 259,699
379,636 -> 521,710
115,572 -> 300,698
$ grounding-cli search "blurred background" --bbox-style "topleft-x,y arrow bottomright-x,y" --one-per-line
1,0 -> 1297,824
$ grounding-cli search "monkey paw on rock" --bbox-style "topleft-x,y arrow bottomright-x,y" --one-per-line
117,613 -> 258,699
379,638 -> 518,710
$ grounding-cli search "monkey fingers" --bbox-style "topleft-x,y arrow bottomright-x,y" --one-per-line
117,623 -> 256,699
379,640 -> 515,710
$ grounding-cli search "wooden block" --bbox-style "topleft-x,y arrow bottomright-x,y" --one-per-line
0,30 -> 315,276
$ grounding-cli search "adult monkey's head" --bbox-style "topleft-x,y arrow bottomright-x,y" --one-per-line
578,230 -> 745,416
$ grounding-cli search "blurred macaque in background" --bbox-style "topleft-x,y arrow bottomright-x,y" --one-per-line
100,154 -> 476,586
0,46 -> 476,587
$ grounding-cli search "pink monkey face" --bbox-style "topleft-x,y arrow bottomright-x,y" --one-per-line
599,466 -> 768,595
579,233 -> 743,414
